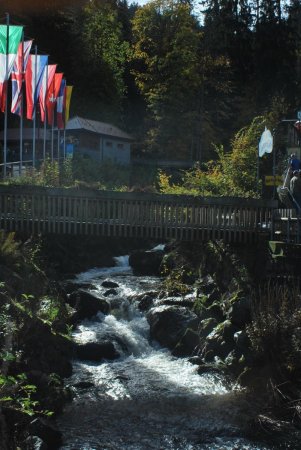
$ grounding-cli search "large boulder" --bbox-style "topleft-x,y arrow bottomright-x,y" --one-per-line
19,318 -> 73,378
147,305 -> 199,350
76,341 -> 120,362
28,418 -> 62,449
67,289 -> 110,320
129,250 -> 164,275
227,296 -> 252,327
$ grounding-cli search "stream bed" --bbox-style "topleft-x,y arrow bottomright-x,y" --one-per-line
57,255 -> 275,450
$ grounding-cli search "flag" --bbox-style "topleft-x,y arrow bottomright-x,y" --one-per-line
25,54 -> 48,120
46,72 -> 63,125
39,64 -> 57,122
11,40 -> 33,115
57,78 -> 66,129
258,127 -> 273,157
64,85 -> 73,124
0,25 -> 23,111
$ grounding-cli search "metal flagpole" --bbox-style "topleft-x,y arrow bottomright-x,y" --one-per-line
51,121 -> 54,161
32,44 -> 38,170
43,64 -> 48,162
3,13 -> 10,178
57,129 -> 60,161
19,32 -> 24,175
63,127 -> 66,159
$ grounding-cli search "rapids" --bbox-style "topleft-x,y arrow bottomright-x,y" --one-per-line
57,254 -> 274,450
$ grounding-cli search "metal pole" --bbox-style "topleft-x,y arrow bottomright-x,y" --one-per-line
3,13 -> 9,178
272,129 -> 276,199
32,45 -> 38,170
43,65 -> 48,161
63,128 -> 66,159
19,32 -> 24,175
51,120 -> 54,161
58,129 -> 60,161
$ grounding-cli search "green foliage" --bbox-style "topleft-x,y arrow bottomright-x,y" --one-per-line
0,231 -> 21,266
247,281 -> 301,377
157,116 -> 266,197
161,266 -> 191,296
0,372 -> 52,417
131,0 -> 202,159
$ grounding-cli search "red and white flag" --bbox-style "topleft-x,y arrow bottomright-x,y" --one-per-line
39,64 -> 57,122
46,72 -> 63,125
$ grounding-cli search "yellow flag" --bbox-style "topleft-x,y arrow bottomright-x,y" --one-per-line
65,85 -> 73,123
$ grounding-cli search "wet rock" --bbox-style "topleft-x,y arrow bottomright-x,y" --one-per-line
76,341 -> 120,362
202,320 -> 237,361
147,305 -> 199,350
197,362 -> 225,375
103,289 -> 118,297
188,356 -> 203,365
23,436 -> 47,449
67,289 -> 110,320
129,250 -> 164,275
158,297 -> 195,308
129,291 -> 158,311
28,418 -> 62,449
199,318 -> 218,338
172,328 -> 200,357
102,280 -> 119,288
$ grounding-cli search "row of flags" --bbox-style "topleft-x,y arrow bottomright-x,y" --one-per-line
0,24 -> 73,129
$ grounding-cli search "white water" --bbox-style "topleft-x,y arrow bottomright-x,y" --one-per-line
58,257 -> 273,450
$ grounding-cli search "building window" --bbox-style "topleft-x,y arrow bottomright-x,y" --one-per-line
106,141 -> 112,147
117,143 -> 124,149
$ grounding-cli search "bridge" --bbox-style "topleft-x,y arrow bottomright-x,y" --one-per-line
0,185 -> 286,242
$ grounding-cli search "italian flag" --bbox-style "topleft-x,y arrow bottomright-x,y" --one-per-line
0,24 -> 23,111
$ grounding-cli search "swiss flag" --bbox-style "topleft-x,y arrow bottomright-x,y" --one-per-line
46,72 -> 63,125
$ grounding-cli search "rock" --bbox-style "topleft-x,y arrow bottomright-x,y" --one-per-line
102,280 -> 119,288
20,318 -> 73,378
103,289 -> 118,297
202,320 -> 237,361
227,296 -> 252,327
199,318 -> 218,338
129,250 -> 164,275
234,330 -> 250,352
28,418 -> 62,449
129,291 -> 158,311
172,328 -> 200,357
147,305 -> 199,349
197,362 -> 225,375
197,275 -> 216,295
24,435 -> 48,449
188,356 -> 203,365
76,341 -> 120,362
158,297 -> 195,308
67,289 -> 110,320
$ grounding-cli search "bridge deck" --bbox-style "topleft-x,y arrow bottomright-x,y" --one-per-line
0,186 -> 278,242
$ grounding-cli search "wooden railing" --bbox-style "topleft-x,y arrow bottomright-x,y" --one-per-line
0,186 -> 278,242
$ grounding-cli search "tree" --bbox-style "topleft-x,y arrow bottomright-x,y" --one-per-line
131,0 -> 202,160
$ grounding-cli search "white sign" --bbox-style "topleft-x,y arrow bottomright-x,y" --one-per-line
259,127 -> 273,157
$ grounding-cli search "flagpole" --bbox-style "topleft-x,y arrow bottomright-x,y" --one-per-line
51,120 -> 54,161
43,65 -> 48,162
32,44 -> 38,170
58,129 -> 60,161
3,13 -> 9,178
63,127 -> 66,159
19,31 -> 24,175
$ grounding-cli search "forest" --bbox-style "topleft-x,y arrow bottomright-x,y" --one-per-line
0,0 -> 301,165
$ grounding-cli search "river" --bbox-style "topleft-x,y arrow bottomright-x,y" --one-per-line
57,253 -> 275,450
